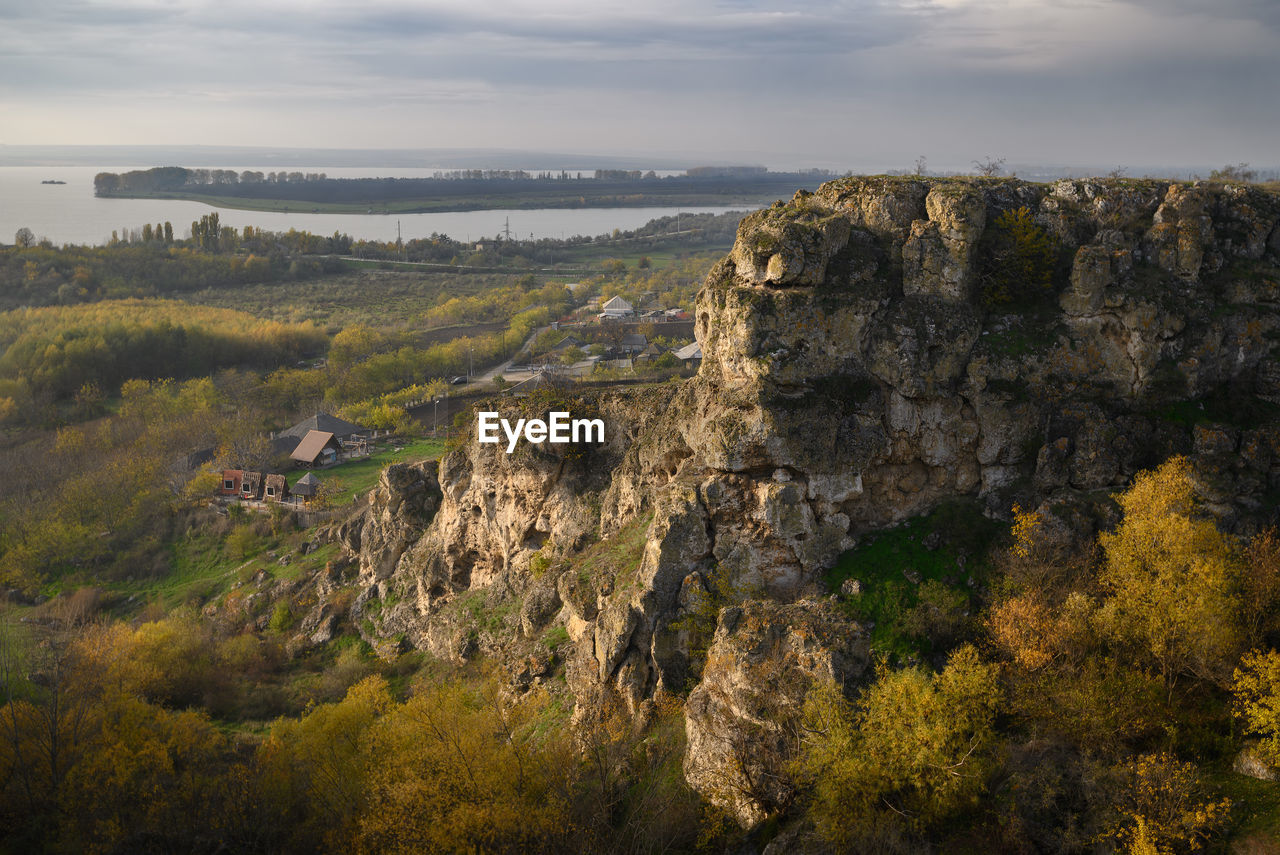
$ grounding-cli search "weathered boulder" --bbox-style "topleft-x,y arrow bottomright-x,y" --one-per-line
683,598 -> 869,827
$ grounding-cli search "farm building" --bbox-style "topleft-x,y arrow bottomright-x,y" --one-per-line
264,474 -> 288,502
292,472 -> 321,504
219,470 -> 243,497
240,472 -> 263,501
291,430 -> 343,467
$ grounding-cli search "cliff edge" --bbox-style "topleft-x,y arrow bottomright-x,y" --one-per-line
335,176 -> 1280,822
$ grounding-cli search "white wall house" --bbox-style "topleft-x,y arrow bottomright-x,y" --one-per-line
600,295 -> 635,318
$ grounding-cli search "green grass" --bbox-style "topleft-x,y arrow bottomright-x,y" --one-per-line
289,437 -> 447,506
1155,388 -> 1280,431
103,530 -> 265,612
541,625 -> 570,651
102,529 -> 341,614
824,501 -> 1003,661
571,511 -> 654,591
1203,762 -> 1280,848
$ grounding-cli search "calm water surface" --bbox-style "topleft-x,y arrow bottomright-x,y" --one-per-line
0,166 -> 739,247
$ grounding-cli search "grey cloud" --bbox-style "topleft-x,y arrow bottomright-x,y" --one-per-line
1,0 -> 1276,168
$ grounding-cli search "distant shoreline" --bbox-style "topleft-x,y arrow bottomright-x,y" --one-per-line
93,189 -> 796,215
92,167 -> 833,215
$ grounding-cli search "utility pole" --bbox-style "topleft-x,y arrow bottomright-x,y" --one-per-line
469,346 -> 474,377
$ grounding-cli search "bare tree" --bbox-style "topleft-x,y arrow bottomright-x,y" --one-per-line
1210,163 -> 1257,183
914,156 -> 928,176
972,157 -> 1006,177
13,227 -> 34,248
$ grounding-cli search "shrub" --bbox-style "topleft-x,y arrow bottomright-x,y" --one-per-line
269,601 -> 294,633
981,207 -> 1057,306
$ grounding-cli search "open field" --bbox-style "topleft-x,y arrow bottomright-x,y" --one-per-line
183,269 -> 529,327
289,436 -> 448,506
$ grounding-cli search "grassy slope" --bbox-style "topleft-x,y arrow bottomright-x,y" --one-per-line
288,437 -> 448,506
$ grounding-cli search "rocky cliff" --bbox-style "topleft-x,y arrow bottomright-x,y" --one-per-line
334,176 -> 1280,823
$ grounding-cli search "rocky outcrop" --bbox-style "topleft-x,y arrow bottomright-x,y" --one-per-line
334,176 -> 1280,823
683,598 -> 869,826
336,462 -> 441,585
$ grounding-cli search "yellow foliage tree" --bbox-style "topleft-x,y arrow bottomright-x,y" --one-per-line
256,675 -> 392,851
355,680 -> 572,854
1096,457 -> 1246,692
796,645 -> 1000,841
1110,753 -> 1230,855
1232,649 -> 1280,767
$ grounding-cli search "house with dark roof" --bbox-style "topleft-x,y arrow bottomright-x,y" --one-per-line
633,342 -> 667,365
278,412 -> 370,443
291,430 -> 342,467
292,472 -> 322,503
619,333 -> 648,355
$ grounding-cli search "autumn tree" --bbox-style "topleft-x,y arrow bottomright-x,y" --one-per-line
354,679 -> 572,854
1096,457 -> 1247,693
1232,649 -> 1280,767
1108,753 -> 1230,855
796,645 -> 1000,841
257,675 -> 392,851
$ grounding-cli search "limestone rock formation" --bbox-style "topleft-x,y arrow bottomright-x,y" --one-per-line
336,461 -> 441,585
332,176 -> 1280,823
683,598 -> 869,826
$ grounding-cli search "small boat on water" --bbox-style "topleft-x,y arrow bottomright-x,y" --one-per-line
41,179 -> 66,185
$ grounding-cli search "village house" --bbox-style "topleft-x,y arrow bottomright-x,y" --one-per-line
673,341 -> 703,369
549,334 -> 585,353
291,430 -> 343,467
264,474 -> 288,502
619,333 -> 648,355
633,342 -> 667,366
599,295 -> 634,319
219,470 -> 243,497
240,471 -> 264,501
278,412 -> 371,445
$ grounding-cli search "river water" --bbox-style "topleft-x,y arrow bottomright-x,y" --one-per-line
0,166 -> 741,247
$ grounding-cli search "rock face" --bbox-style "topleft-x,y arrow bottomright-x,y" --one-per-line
683,598 -> 869,826
336,462 -> 442,585
334,176 -> 1280,822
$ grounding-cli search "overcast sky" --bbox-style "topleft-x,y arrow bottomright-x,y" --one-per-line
1,0 -> 1276,170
